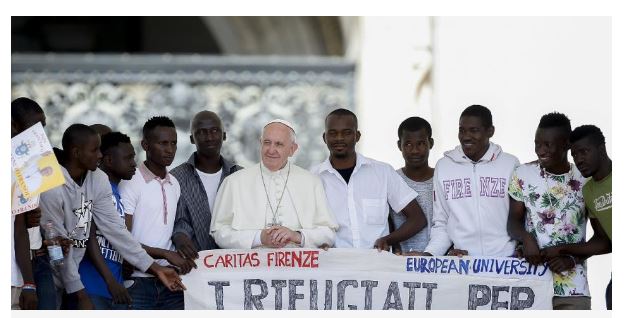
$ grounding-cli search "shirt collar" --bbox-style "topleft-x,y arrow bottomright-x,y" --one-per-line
317,152 -> 371,173
260,160 -> 291,178
186,151 -> 237,177
139,161 -> 173,185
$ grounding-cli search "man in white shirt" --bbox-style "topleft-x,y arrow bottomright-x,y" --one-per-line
211,119 -> 338,249
120,116 -> 194,309
311,108 -> 426,250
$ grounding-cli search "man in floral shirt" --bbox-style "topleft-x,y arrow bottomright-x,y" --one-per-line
507,112 -> 590,309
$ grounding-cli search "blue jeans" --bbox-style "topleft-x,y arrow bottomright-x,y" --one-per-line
32,254 -> 60,310
89,294 -> 130,310
127,277 -> 183,310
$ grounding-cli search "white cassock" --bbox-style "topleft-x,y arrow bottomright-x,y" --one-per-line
210,161 -> 338,249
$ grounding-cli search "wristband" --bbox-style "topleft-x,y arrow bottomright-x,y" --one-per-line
22,283 -> 37,291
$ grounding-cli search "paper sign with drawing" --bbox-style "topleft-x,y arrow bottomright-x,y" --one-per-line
11,122 -> 65,215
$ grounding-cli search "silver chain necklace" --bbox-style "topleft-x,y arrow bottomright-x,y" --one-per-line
260,162 -> 291,227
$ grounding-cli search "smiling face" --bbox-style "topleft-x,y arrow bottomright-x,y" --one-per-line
398,128 -> 433,169
260,123 -> 298,171
323,114 -> 360,160
535,127 -> 569,172
142,126 -> 177,168
458,115 -> 494,162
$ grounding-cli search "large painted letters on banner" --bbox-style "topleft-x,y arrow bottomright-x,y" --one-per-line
182,248 -> 553,310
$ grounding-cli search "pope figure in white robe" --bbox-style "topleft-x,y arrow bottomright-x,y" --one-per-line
210,119 -> 338,248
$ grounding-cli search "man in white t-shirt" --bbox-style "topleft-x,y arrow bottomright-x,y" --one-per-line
171,111 -> 242,259
120,116 -> 194,310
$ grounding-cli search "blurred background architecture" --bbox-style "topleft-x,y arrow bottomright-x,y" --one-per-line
11,17 -> 611,309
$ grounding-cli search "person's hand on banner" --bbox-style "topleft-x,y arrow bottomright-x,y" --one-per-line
401,250 -> 432,256
374,237 -> 392,252
446,248 -> 468,257
318,243 -> 331,251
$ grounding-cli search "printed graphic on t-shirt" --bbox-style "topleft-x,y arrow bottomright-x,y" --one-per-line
442,176 -> 507,200
479,177 -> 507,198
72,193 -> 93,238
442,178 -> 472,200
94,192 -> 125,263
96,234 -> 123,263
594,192 -> 612,212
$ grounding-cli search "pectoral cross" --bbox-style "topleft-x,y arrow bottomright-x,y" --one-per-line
266,216 -> 282,228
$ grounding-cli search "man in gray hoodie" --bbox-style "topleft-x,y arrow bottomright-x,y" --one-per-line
40,124 -> 185,309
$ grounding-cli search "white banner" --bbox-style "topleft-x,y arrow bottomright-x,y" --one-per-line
183,248 -> 553,310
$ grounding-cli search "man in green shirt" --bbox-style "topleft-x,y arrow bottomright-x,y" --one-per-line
542,124 -> 612,309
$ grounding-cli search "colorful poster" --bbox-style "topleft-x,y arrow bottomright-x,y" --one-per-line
11,122 -> 64,215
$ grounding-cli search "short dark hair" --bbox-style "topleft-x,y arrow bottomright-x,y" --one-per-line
570,125 -> 606,146
90,123 -> 112,137
142,116 -> 175,139
460,105 -> 493,128
398,116 -> 432,139
62,124 -> 98,151
100,131 -> 131,155
538,112 -> 572,136
326,108 -> 358,128
11,97 -> 44,126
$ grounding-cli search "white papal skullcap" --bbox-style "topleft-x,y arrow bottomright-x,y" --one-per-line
264,119 -> 296,134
